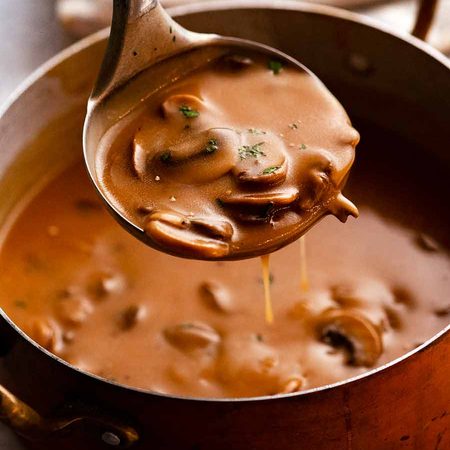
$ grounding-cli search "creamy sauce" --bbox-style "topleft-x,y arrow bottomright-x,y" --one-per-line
261,254 -> 273,324
299,236 -> 309,293
97,51 -> 359,260
0,125 -> 448,398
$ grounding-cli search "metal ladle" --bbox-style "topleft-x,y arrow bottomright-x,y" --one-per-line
82,0 -> 323,258
83,0 -> 345,258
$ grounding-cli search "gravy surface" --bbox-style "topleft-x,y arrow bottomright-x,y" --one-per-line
97,52 -> 359,260
0,125 -> 448,398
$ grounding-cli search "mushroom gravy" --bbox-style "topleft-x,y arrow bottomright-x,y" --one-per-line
96,52 -> 360,260
0,125 -> 448,398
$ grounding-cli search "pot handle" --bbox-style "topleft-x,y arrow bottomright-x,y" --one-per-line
412,0 -> 438,40
0,384 -> 139,447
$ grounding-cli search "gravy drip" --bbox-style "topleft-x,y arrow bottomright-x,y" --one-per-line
97,52 -> 359,260
261,254 -> 274,324
0,125 -> 448,398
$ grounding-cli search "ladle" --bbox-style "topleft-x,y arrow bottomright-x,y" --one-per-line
83,0 -> 356,260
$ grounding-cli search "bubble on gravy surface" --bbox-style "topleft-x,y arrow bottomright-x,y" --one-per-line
96,51 -> 359,260
0,124 -> 448,398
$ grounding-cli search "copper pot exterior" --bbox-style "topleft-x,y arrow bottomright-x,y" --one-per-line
0,2 -> 448,449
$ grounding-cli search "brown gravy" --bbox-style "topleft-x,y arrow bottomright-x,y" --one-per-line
0,125 -> 448,398
96,52 -> 359,260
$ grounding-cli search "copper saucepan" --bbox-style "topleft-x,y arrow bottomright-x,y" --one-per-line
0,1 -> 448,449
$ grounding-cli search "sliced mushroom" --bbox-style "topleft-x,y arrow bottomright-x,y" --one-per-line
148,210 -> 190,229
218,189 -> 298,224
392,286 -> 415,308
29,318 -> 63,353
56,294 -> 93,326
232,133 -> 288,186
220,188 -> 298,207
200,281 -> 233,313
120,305 -> 147,330
383,306 -> 403,331
331,285 -> 361,308
316,308 -> 382,367
190,217 -> 234,240
145,219 -> 230,259
87,271 -> 126,299
164,322 -> 221,351
161,94 -> 204,122
153,128 -> 240,184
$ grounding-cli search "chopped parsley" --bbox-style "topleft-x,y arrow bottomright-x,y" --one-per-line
204,139 -> 219,154
179,105 -> 199,118
289,123 -> 298,130
262,165 -> 281,175
247,128 -> 267,135
238,142 -> 266,159
160,150 -> 172,163
216,198 -> 225,208
299,143 -> 307,150
268,59 -> 283,75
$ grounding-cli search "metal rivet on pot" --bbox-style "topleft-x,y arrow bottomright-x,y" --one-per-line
102,431 -> 121,446
346,53 -> 374,76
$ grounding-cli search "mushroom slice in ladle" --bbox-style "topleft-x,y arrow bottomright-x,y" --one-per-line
232,133 -> 288,186
154,128 -> 240,184
161,94 -> 205,124
220,188 -> 298,207
144,210 -> 233,259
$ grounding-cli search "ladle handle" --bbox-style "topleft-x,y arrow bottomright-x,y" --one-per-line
91,0 -> 196,102
0,383 -> 138,447
412,0 -> 438,40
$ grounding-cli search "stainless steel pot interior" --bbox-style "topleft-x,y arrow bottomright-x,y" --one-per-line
0,0 -> 448,420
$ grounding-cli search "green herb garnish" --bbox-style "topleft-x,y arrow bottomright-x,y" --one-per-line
247,128 -> 267,135
262,165 -> 281,175
289,123 -> 298,130
299,143 -> 307,150
216,198 -> 225,207
160,150 -> 172,163
179,105 -> 199,118
204,139 -> 219,154
238,142 -> 266,159
268,60 -> 283,75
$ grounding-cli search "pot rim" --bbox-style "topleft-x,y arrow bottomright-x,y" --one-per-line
0,0 -> 448,403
